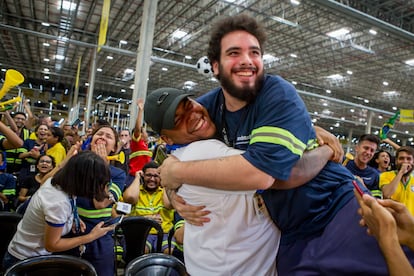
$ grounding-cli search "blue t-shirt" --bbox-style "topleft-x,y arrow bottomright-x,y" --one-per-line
198,75 -> 360,244
345,160 -> 380,190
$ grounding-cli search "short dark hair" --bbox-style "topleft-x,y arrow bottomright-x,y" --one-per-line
396,146 -> 414,159
52,151 -> 110,201
50,127 -> 64,142
358,134 -> 380,147
142,161 -> 159,173
207,14 -> 267,71
12,111 -> 27,119
96,119 -> 110,127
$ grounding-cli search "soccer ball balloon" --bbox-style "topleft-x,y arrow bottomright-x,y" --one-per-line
196,56 -> 212,77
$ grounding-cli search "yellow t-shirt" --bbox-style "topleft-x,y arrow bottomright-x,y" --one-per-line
380,171 -> 414,216
46,142 -> 66,165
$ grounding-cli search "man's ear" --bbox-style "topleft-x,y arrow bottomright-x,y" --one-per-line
160,135 -> 174,145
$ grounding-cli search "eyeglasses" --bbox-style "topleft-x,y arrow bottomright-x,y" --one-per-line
144,173 -> 160,178
39,159 -> 52,164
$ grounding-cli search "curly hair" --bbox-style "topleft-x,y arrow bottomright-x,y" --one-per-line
207,14 -> 267,71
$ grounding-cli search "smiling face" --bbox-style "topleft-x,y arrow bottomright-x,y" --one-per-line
355,140 -> 378,167
161,98 -> 216,145
36,124 -> 49,141
91,126 -> 117,155
37,155 -> 54,174
376,151 -> 390,170
212,30 -> 264,103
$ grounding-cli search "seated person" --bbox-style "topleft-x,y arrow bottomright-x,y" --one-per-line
0,151 -> 16,211
122,161 -> 174,254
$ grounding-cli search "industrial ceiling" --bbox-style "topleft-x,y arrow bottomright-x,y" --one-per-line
1,0 -> 414,146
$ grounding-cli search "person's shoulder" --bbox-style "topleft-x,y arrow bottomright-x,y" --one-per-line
197,87 -> 221,105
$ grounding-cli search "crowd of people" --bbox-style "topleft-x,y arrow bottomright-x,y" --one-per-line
1,13 -> 414,276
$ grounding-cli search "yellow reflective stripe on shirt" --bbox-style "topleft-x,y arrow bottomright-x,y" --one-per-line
77,207 -> 112,218
129,150 -> 153,159
109,183 -> 123,198
250,126 -> 306,156
306,139 -> 319,151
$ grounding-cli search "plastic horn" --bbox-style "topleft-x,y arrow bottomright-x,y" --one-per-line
342,152 -> 354,166
0,96 -> 22,108
107,151 -> 125,164
0,69 -> 25,101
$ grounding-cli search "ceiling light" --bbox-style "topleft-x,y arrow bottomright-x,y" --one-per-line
341,117 -> 345,120
119,40 -> 127,45
326,74 -> 344,80
44,75 -> 49,79
383,81 -> 389,86
346,70 -> 353,75
97,68 -> 102,72
392,134 -> 397,138
55,54 -> 65,60
162,67 -> 168,71
364,99 -> 369,103
392,106 -> 398,110
172,30 -> 187,40
129,84 -> 135,89
369,29 -> 377,35
43,42 -> 50,47
378,115 -> 383,119
106,56 -> 113,60
43,68 -> 50,72
1,69 -> 6,72
326,89 -> 331,94
44,58 -> 50,62
290,53 -> 298,58
269,15 -> 298,27
62,1 -> 77,11
85,82 -> 89,86
350,109 -> 355,112
292,81 -> 297,85
290,0 -> 300,5
120,89 -> 126,93
185,55 -> 192,60
263,54 -> 279,64
326,27 -> 350,40
41,22 -> 50,27
404,59 -> 414,66
383,91 -> 399,97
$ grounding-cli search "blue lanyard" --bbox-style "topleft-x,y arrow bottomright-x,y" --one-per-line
69,196 -> 81,234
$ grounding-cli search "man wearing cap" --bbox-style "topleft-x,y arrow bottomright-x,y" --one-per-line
144,87 -> 338,275
144,87 -> 279,275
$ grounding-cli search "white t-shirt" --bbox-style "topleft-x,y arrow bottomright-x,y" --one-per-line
174,139 -> 280,276
8,178 -> 73,259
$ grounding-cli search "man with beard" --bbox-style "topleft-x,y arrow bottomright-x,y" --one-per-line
122,160 -> 174,254
380,146 -> 414,215
159,13 -> 414,274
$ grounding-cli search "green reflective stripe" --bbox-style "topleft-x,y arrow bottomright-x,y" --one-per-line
134,205 -> 164,213
129,150 -> 153,159
77,207 -> 112,218
172,241 -> 183,251
110,183 -> 122,198
2,189 -> 16,196
250,126 -> 306,156
174,220 -> 185,230
306,139 -> 319,150
6,158 -> 23,164
6,148 -> 26,154
371,190 -> 383,198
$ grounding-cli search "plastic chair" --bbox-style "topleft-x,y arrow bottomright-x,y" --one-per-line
124,253 -> 188,276
116,216 -> 164,265
0,212 -> 22,272
4,254 -> 97,276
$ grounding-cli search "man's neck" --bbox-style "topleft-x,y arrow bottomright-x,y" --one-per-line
354,158 -> 367,170
222,90 -> 247,112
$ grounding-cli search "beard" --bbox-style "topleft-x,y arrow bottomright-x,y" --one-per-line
217,64 -> 264,103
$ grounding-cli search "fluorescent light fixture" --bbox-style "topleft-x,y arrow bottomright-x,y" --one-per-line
44,58 -> 50,62
85,82 -> 89,86
64,89 -> 68,95
326,28 -> 350,40
119,40 -> 127,45
55,54 -> 65,60
44,75 -> 49,79
172,30 -> 187,40
269,15 -> 298,27
350,109 -> 355,112
326,89 -> 331,94
162,67 -> 168,71
290,0 -> 300,5
326,74 -> 344,80
43,42 -> 50,47
129,84 -> 135,89
1,69 -> 6,72
350,42 -> 375,54
369,29 -> 377,35
364,99 -> 369,103
383,91 -> 400,97
62,1 -> 76,11
392,134 -> 397,138
97,68 -> 102,72
383,81 -> 389,86
404,59 -> 414,66
106,56 -> 113,60
290,53 -> 298,58
120,89 -> 126,93
392,106 -> 398,110
42,22 -> 50,27
292,81 -> 297,85
124,68 -> 134,74
263,54 -> 279,64
43,68 -> 50,72
341,117 -> 345,120
346,70 -> 353,75
185,55 -> 192,60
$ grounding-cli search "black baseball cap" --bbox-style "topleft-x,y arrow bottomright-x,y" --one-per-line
144,88 -> 193,134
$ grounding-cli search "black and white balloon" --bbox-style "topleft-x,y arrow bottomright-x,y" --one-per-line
196,56 -> 212,77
